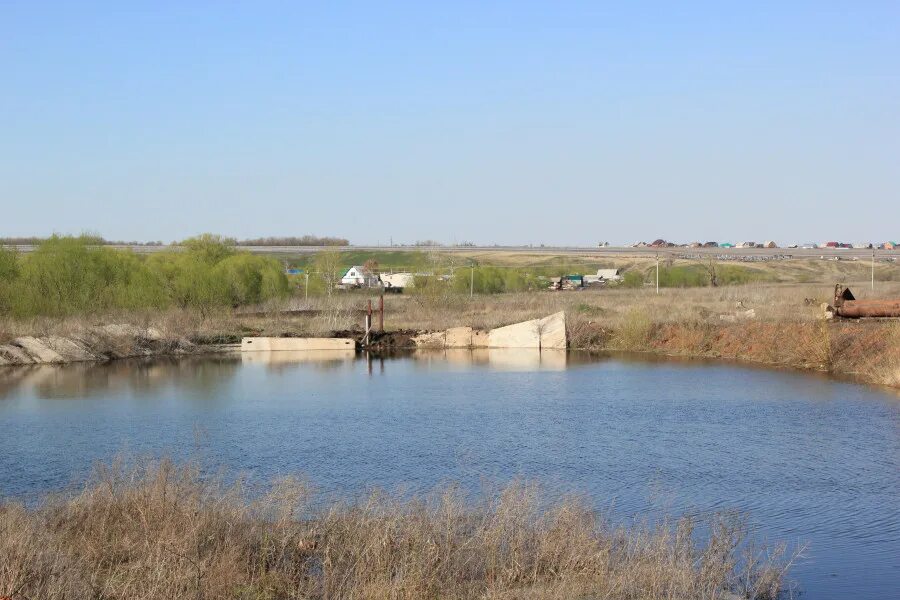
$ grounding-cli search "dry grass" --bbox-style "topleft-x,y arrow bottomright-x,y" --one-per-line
0,459 -> 794,600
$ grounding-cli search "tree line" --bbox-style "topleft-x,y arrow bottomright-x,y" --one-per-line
0,235 -> 289,317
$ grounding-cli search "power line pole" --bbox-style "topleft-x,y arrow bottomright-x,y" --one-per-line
470,265 -> 474,297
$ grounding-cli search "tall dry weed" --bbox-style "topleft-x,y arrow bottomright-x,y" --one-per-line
613,308 -> 654,351
0,459 -> 795,600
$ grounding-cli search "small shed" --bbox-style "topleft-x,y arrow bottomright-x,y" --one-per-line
380,272 -> 415,292
596,268 -> 622,281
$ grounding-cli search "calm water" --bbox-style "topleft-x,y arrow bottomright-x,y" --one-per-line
1,350 -> 898,599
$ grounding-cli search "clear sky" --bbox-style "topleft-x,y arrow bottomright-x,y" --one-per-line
2,1 -> 898,245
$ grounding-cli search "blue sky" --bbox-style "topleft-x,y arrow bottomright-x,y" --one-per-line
2,1 -> 898,245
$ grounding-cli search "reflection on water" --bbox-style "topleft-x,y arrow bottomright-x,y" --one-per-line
1,351 -> 899,600
242,349 -> 356,370
0,356 -> 242,400
413,348 -> 571,371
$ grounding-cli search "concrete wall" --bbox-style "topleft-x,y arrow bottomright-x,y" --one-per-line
241,337 -> 355,352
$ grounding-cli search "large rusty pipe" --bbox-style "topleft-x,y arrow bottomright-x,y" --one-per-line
836,300 -> 900,318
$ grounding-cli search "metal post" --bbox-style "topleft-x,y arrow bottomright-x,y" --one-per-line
656,253 -> 660,295
470,266 -> 474,297
378,294 -> 384,332
305,273 -> 309,301
872,248 -> 876,291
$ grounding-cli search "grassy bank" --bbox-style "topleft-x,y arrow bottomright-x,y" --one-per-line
0,460 -> 793,600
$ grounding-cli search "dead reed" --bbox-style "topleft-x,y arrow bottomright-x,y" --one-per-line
0,459 -> 794,600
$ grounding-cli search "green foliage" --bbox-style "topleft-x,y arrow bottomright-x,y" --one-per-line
621,270 -> 645,288
0,235 -> 289,317
655,264 -> 774,288
450,266 -> 542,294
181,234 -> 237,264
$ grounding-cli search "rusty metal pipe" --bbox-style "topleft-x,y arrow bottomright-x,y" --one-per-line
835,300 -> 900,318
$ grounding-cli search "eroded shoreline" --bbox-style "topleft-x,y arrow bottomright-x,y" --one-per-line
1,317 -> 897,389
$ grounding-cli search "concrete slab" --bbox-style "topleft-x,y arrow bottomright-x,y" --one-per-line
538,312 -> 567,349
472,330 -> 490,348
0,344 -> 34,365
44,336 -> 99,362
241,349 -> 355,365
241,337 -> 355,352
14,337 -> 65,363
487,319 -> 541,348
412,331 -> 447,348
445,327 -> 473,348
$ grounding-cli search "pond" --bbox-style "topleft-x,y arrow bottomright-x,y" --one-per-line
1,350 -> 898,599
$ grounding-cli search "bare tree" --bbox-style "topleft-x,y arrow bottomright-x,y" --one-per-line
313,249 -> 343,296
702,257 -> 718,287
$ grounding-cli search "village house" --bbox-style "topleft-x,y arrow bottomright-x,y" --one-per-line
340,265 -> 380,288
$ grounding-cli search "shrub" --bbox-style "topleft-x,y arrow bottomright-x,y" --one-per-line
621,270 -> 645,288
0,235 -> 289,317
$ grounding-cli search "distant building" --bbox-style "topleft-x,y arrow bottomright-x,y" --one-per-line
596,268 -> 622,281
736,241 -> 757,248
341,266 -> 379,287
379,272 -> 415,292
763,241 -> 778,248
719,242 -> 735,248
884,241 -> 897,250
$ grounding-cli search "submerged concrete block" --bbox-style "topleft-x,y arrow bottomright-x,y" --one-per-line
412,331 -> 446,348
538,311 -> 567,349
241,337 -> 355,352
488,319 -> 541,348
445,327 -> 473,348
14,337 -> 65,363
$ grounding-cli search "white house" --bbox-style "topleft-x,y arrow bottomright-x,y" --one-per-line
340,266 -> 379,287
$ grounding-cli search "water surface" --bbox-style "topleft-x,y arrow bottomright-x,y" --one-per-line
1,350 -> 898,599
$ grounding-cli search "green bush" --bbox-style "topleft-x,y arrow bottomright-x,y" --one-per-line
0,234 -> 289,317
450,266 -> 542,294
621,271 -> 645,288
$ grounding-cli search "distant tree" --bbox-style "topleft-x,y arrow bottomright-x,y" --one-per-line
702,258 -> 719,287
363,258 -> 379,274
236,235 -> 349,247
313,249 -> 343,296
181,234 -> 236,264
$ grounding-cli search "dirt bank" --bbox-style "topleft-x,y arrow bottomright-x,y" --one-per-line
1,317 -> 897,390
0,324 -> 215,366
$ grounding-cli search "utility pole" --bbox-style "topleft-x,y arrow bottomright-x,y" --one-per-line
305,272 -> 309,301
470,265 -> 475,297
656,253 -> 660,295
